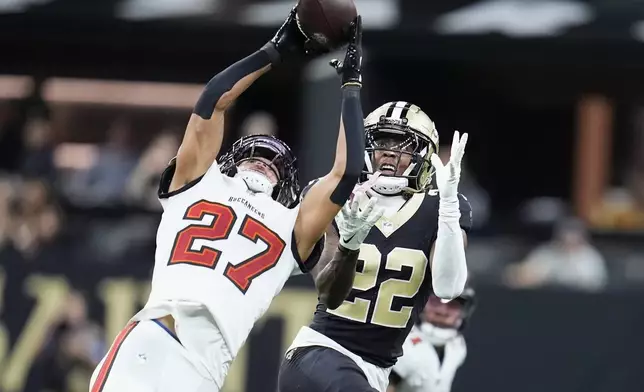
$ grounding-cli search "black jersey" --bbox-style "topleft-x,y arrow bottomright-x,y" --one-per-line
309,190 -> 472,368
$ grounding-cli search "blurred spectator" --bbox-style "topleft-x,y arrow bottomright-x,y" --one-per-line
67,118 -> 137,206
125,130 -> 180,210
10,178 -> 62,258
0,175 -> 16,248
21,108 -> 57,181
438,144 -> 489,228
35,290 -> 104,392
503,218 -> 608,292
240,111 -> 278,138
0,100 -> 26,171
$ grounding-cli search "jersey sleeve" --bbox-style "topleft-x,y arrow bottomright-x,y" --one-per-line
393,343 -> 418,380
291,233 -> 325,275
157,157 -> 222,201
458,193 -> 473,233
393,333 -> 429,388
300,178 -> 320,202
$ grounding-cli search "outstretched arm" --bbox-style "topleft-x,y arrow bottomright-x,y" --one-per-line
169,54 -> 272,192
429,132 -> 471,299
294,16 -> 366,262
169,8 -> 313,193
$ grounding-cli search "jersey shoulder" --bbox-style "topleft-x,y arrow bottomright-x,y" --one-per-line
157,157 -> 225,200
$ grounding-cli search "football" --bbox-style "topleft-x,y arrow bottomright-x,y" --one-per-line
297,0 -> 357,49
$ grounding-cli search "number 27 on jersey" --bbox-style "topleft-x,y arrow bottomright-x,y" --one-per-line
167,200 -> 286,294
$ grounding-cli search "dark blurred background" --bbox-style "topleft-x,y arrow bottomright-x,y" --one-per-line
1,1 -> 644,391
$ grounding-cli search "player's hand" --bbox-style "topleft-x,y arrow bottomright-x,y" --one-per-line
430,131 -> 468,201
335,192 -> 383,251
267,6 -> 329,62
329,16 -> 363,88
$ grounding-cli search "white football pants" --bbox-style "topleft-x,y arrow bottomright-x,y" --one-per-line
89,319 -> 222,392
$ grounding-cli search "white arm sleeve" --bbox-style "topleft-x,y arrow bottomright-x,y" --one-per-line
432,194 -> 471,299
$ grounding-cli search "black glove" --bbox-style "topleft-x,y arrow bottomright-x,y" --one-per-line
329,16 -> 363,88
263,7 -> 329,64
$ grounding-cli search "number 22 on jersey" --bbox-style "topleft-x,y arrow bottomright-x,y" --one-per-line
168,200 -> 286,294
327,244 -> 428,328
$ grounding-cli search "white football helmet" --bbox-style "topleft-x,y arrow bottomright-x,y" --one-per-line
363,101 -> 439,195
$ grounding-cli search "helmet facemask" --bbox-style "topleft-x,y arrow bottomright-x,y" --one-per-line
218,135 -> 300,207
363,125 -> 437,195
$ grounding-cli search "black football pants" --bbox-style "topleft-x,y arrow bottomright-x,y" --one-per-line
278,346 -> 379,392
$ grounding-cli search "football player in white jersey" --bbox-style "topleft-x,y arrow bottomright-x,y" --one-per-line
89,9 -> 373,392
388,287 -> 477,392
279,101 -> 472,392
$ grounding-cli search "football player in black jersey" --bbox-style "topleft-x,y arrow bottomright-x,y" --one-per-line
278,102 -> 472,392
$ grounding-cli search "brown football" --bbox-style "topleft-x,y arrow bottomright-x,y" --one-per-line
296,0 -> 357,49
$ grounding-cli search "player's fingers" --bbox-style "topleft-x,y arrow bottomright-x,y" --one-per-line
366,206 -> 384,226
340,200 -> 352,218
451,131 -> 460,158
430,153 -> 444,170
452,132 -> 468,166
458,133 -> 468,157
341,201 -> 351,215
349,197 -> 360,219
354,15 -> 363,46
360,197 -> 377,220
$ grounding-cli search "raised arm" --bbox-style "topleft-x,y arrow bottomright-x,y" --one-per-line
294,16 -> 366,261
169,8 -> 317,192
429,132 -> 471,299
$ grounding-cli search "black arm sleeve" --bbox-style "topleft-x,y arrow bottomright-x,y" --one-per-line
193,45 -> 277,120
329,85 -> 365,205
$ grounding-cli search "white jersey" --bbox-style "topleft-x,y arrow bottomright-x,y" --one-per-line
132,161 -> 306,379
393,326 -> 467,392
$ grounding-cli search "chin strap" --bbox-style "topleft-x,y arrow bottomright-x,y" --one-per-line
369,174 -> 408,196
420,322 -> 459,346
235,169 -> 274,195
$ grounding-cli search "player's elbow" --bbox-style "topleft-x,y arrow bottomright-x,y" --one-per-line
316,279 -> 351,310
319,293 -> 344,310
432,279 -> 465,300
433,287 -> 462,301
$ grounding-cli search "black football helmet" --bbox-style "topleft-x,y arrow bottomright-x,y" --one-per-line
218,134 -> 300,207
423,285 -> 477,331
454,286 -> 476,331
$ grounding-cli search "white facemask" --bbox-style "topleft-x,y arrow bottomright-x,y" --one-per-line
420,322 -> 459,346
370,174 -> 408,195
235,169 -> 274,196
